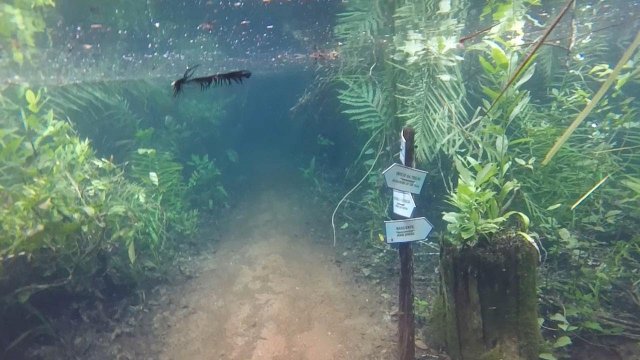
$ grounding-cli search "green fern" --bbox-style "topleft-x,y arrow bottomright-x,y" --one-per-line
47,81 -> 144,158
391,0 -> 470,162
337,76 -> 389,133
128,148 -> 186,210
334,0 -> 385,46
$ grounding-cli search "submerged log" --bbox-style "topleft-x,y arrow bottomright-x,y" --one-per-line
433,231 -> 541,360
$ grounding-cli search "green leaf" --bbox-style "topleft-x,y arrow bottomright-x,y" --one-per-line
481,86 -> 500,100
128,240 -> 136,264
582,321 -> 604,331
490,45 -> 509,69
108,205 -> 127,216
621,177 -> 640,194
216,185 -> 228,198
25,90 -> 37,106
514,62 -> 536,89
553,336 -> 572,348
226,149 -> 239,163
454,158 -> 474,186
475,163 -> 497,187
550,313 -> 568,323
546,203 -> 562,211
478,55 -> 497,74
506,211 -> 529,229
137,148 -> 156,155
149,172 -> 159,186
539,353 -> 557,360
460,223 -> 476,239
16,287 -> 35,304
82,206 -> 96,217
495,135 -> 508,157
340,223 -> 349,230
442,212 -> 459,224
558,228 -> 571,241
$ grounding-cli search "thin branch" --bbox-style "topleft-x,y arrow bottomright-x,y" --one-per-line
485,0 -> 576,115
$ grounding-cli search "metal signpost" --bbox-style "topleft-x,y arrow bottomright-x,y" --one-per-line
384,127 -> 433,360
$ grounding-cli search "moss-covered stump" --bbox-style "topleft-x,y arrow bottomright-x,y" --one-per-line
433,232 -> 541,360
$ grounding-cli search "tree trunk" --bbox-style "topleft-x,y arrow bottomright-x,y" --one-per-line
433,231 -> 541,360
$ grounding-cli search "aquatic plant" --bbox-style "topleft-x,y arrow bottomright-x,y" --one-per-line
332,0 -> 640,356
442,156 -> 530,247
129,148 -> 198,237
186,154 -> 227,210
0,88 -> 202,350
48,81 -> 148,159
0,0 -> 55,65
392,0 -> 470,163
543,30 -> 640,165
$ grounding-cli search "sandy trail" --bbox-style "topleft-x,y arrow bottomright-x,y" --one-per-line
153,165 -> 396,359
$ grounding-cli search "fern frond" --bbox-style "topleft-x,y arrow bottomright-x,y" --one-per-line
337,76 -> 389,133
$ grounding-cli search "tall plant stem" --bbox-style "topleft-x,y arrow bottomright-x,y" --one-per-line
331,134 -> 385,247
543,30 -> 640,165
570,175 -> 610,210
486,0 -> 575,115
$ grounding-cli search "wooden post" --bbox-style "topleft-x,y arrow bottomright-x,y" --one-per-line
397,127 -> 415,360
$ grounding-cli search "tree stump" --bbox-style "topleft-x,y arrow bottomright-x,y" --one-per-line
432,231 -> 541,360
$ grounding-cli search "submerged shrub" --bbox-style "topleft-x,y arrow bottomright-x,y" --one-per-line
0,89 -> 185,310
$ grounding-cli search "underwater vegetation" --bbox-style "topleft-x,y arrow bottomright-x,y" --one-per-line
0,6 -> 233,347
0,0 -> 54,65
0,81 -> 228,350
329,0 -> 640,358
0,0 -> 639,358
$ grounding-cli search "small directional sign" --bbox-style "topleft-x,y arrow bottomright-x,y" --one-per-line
393,189 -> 415,218
382,163 -> 427,194
384,217 -> 433,244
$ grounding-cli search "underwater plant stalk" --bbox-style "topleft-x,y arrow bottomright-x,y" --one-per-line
570,174 -> 610,210
331,135 -> 385,247
543,30 -> 640,165
486,0 -> 575,114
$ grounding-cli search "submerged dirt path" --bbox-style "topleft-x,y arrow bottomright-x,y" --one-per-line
150,165 -> 396,359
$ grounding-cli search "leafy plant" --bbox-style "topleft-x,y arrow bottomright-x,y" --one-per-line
47,81 -> 157,160
442,156 -> 529,246
330,1 -> 640,358
0,89 -> 171,308
0,0 -> 54,65
128,148 -> 197,236
337,77 -> 389,134
186,154 -> 227,210
300,156 -> 321,190
392,0 -> 470,162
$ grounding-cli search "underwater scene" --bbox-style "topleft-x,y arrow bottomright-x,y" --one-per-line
0,0 -> 639,359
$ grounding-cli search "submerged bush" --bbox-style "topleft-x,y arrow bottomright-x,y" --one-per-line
0,89 -> 192,313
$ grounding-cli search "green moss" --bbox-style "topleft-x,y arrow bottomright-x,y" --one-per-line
437,233 -> 541,360
429,288 -> 447,348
